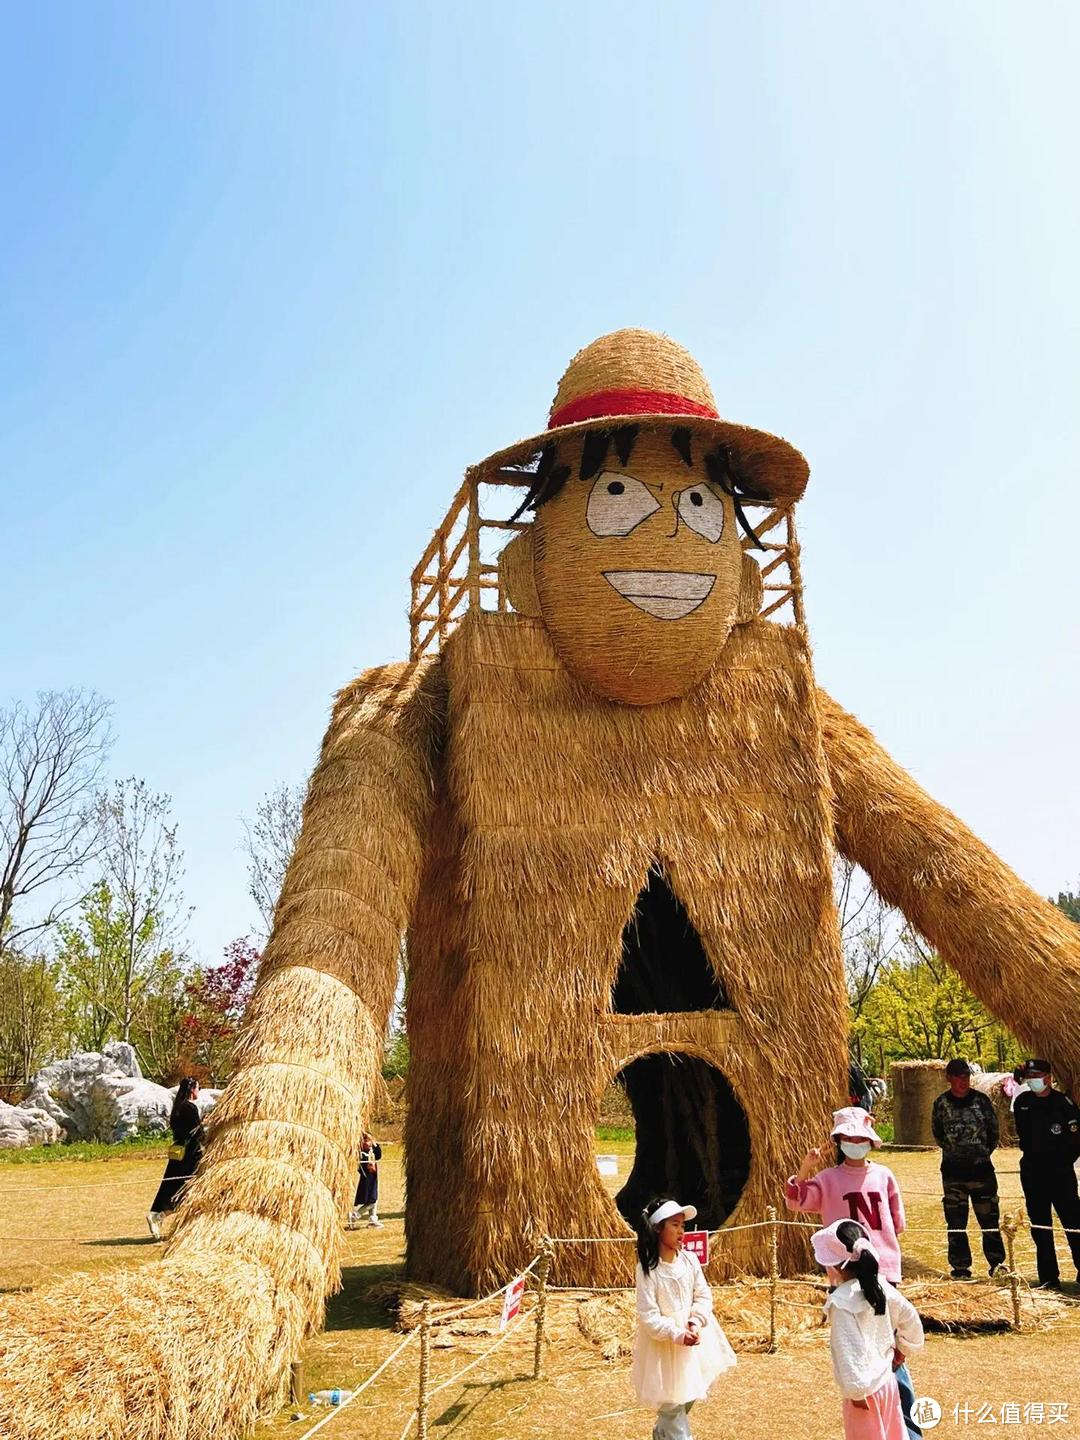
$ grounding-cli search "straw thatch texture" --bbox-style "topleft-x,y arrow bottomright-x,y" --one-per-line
472,329 -> 811,506
0,659 -> 445,1440
820,692 -> 1080,1094
405,607 -> 849,1294
891,1061 -> 948,1146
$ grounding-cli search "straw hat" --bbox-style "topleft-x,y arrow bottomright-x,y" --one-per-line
472,328 -> 809,505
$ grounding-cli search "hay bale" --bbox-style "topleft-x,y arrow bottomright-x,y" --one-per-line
890,1065 -> 1021,1149
970,1072 -> 1019,1146
891,1061 -> 947,1146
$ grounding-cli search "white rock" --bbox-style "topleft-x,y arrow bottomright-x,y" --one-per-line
93,1075 -> 174,1142
0,1099 -> 63,1148
23,1045 -> 156,1141
14,1046 -> 223,1144
195,1088 -> 222,1117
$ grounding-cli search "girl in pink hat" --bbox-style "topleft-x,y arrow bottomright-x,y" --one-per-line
786,1107 -> 906,1283
787,1107 -> 923,1438
812,1218 -> 924,1440
631,1195 -> 736,1440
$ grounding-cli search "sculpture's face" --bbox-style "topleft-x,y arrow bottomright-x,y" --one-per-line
533,431 -> 746,704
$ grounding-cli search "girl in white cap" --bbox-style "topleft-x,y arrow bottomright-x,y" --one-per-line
812,1218 -> 924,1440
631,1195 -> 736,1440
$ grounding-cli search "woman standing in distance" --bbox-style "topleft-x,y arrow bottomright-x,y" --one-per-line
147,1077 -> 205,1240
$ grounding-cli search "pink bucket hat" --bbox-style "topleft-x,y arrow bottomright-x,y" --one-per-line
830,1106 -> 882,1147
811,1218 -> 880,1268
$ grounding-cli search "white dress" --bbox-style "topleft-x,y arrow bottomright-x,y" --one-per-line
632,1251 -> 737,1409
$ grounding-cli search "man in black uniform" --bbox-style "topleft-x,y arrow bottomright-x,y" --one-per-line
1013,1058 -> 1080,1289
931,1058 -> 1006,1278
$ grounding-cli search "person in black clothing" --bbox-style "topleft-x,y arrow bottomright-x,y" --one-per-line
930,1058 -> 1005,1278
147,1077 -> 205,1241
1013,1059 -> 1080,1289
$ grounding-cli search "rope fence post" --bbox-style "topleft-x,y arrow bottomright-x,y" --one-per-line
289,1359 -> 305,1407
533,1240 -> 553,1380
416,1300 -> 432,1440
1001,1213 -> 1021,1331
766,1205 -> 779,1353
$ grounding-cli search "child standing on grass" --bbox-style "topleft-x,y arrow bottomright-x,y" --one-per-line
812,1218 -> 924,1440
631,1196 -> 736,1440
349,1131 -> 383,1229
787,1106 -> 922,1439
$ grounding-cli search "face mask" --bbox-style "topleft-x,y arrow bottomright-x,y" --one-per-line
840,1140 -> 872,1160
1028,1077 -> 1047,1093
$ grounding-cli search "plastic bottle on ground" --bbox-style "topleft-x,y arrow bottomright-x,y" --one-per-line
308,1389 -> 352,1407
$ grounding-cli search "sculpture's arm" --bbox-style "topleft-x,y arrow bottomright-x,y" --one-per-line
819,689 -> 1080,1093
0,656 -> 445,1440
171,657 -> 446,1306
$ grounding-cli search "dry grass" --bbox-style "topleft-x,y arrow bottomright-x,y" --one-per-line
6,1143 -> 1076,1439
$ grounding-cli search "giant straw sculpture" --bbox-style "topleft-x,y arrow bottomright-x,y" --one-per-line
2,329 -> 1077,1439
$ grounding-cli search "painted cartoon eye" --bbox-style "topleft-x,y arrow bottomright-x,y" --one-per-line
677,484 -> 725,543
586,473 -> 661,537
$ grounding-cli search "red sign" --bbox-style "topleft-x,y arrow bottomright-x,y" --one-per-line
499,1274 -> 526,1330
683,1231 -> 709,1265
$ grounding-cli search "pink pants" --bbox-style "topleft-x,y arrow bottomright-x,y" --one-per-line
842,1379 -> 905,1440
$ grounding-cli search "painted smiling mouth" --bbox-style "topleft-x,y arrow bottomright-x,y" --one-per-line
602,570 -> 716,620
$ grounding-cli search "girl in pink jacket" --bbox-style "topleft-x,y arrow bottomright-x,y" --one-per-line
785,1106 -> 906,1282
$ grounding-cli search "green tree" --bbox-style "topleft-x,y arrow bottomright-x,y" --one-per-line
853,936 -> 1024,1072
55,881 -> 188,1074
96,778 -> 189,1045
0,950 -> 65,1086
1053,887 -> 1080,924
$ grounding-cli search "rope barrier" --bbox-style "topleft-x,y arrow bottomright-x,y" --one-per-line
425,1254 -> 541,1326
397,1309 -> 533,1439
294,1328 -> 419,1440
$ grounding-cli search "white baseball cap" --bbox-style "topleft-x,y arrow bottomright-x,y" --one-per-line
647,1199 -> 698,1227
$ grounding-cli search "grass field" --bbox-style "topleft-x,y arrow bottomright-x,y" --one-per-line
2,1143 -> 1079,1438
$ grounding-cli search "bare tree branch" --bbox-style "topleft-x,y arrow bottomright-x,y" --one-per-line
0,690 -> 112,951
241,782 -> 305,938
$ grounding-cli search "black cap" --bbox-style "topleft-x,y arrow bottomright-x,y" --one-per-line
1020,1058 -> 1052,1078
945,1059 -> 971,1077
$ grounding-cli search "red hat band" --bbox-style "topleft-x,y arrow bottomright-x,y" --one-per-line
548,387 -> 719,431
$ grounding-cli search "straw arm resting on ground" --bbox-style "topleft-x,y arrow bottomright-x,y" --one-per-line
819,689 -> 1080,1091
0,658 -> 446,1440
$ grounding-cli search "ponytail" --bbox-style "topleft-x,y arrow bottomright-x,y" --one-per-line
835,1220 -> 887,1315
636,1194 -> 673,1276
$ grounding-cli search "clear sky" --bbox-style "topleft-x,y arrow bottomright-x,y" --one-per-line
3,2 -> 1077,963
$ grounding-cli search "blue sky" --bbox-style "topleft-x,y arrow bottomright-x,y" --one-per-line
2,2 -> 1077,962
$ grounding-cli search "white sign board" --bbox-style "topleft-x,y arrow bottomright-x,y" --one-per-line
499,1273 -> 526,1331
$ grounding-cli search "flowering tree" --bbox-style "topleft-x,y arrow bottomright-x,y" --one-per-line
174,937 -> 259,1084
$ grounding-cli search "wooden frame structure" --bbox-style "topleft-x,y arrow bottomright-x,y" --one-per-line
409,468 -> 806,659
